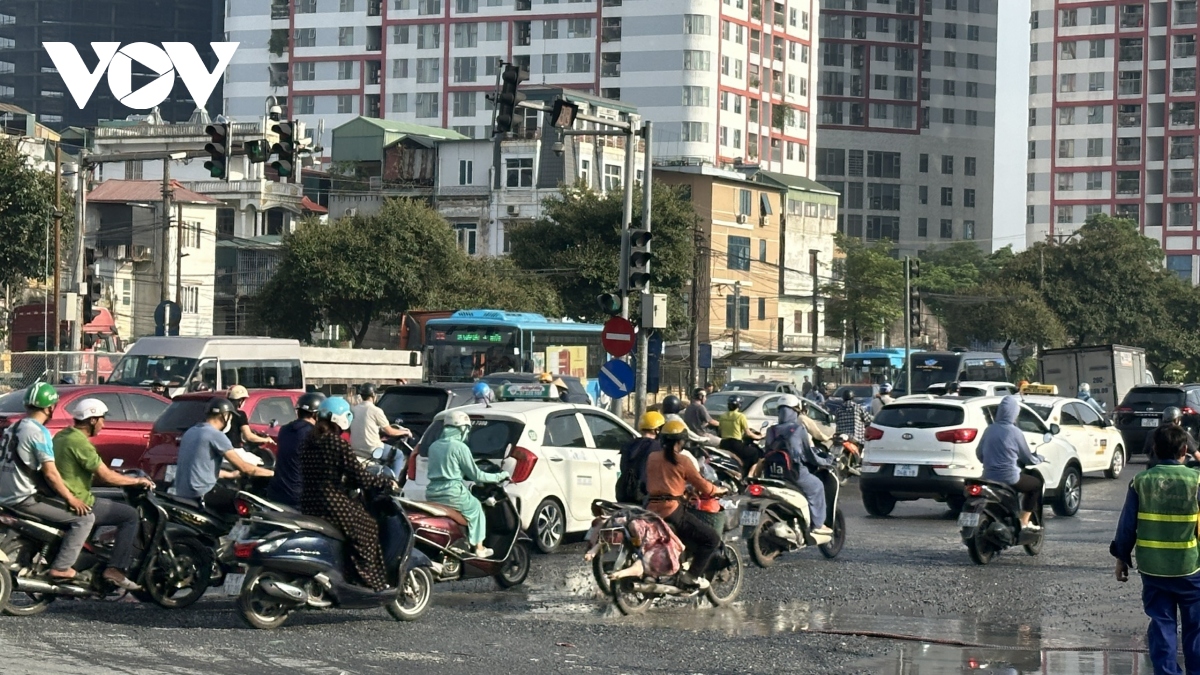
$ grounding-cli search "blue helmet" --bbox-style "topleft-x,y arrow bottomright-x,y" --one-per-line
472,381 -> 491,399
317,396 -> 354,431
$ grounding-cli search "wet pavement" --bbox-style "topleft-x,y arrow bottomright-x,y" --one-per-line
0,461 -> 1160,674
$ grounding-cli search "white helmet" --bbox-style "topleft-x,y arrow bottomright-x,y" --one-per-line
72,398 -> 109,421
227,384 -> 249,400
778,394 -> 801,410
1078,383 -> 1091,395
447,410 -> 472,429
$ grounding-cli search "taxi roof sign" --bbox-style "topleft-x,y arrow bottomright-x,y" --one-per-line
1021,383 -> 1059,396
498,383 -> 557,401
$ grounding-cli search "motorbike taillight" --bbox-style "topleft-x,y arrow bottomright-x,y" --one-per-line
965,483 -> 983,497
233,541 -> 258,559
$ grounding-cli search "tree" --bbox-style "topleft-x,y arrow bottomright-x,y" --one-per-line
939,280 -> 1066,367
507,182 -> 697,332
431,256 -> 563,317
256,199 -> 462,346
822,235 -> 904,350
0,139 -> 70,289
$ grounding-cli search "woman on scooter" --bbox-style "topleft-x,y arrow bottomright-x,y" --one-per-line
645,419 -> 727,588
299,397 -> 395,591
426,411 -> 510,559
977,395 -> 1043,535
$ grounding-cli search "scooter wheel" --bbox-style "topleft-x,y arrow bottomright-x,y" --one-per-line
1,538 -> 54,617
819,509 -> 846,559
237,568 -> 293,630
748,513 -> 783,568
143,537 -> 212,609
388,566 -> 433,621
612,577 -> 651,616
494,542 -> 531,589
965,518 -> 998,565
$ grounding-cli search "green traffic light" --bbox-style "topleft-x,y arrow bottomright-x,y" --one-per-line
597,293 -> 621,316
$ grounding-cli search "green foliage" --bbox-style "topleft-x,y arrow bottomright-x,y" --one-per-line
256,199 -> 560,346
507,182 -> 697,333
938,280 -> 1066,364
0,140 -> 71,288
822,235 -> 904,347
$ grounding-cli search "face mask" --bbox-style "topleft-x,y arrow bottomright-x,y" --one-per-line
221,414 -> 233,433
458,426 -> 471,443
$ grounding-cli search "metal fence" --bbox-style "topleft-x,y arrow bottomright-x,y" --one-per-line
0,351 -> 122,392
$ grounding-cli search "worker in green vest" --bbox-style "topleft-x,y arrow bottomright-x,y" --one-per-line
1112,425 -> 1200,675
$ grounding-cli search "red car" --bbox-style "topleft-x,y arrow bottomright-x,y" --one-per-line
138,389 -> 304,484
0,385 -> 171,470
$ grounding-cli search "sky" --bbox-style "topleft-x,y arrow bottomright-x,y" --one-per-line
992,0 -> 1031,252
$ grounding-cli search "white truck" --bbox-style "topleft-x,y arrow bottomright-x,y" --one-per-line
1037,345 -> 1153,413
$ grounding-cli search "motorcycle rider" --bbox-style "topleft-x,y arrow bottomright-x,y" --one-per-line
835,389 -> 874,447
265,392 -> 325,510
52,398 -> 154,590
871,383 -> 895,416
645,419 -> 727,589
617,411 -> 664,503
225,385 -> 276,451
150,380 -> 170,399
350,383 -> 412,459
660,395 -> 684,416
472,381 -> 494,405
798,399 -> 832,446
764,395 -> 834,535
1145,407 -> 1200,467
0,383 -> 94,581
717,395 -> 763,468
175,397 -> 274,512
1078,383 -> 1106,417
977,395 -> 1043,532
426,410 -> 510,559
682,388 -> 721,446
805,383 -> 826,405
1112,425 -> 1200,675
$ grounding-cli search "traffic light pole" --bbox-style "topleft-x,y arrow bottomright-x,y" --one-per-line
618,115 -> 640,322
634,121 -> 652,418
904,256 -> 912,396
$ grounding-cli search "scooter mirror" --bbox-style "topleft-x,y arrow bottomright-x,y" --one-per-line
1042,432 -> 1054,445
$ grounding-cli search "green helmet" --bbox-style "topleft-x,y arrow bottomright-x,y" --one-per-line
25,382 -> 59,409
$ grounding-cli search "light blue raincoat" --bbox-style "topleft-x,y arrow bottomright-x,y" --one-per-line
425,425 -> 507,546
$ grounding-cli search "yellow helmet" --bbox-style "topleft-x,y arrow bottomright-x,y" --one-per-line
661,418 -> 688,440
538,372 -> 554,383
638,410 -> 665,431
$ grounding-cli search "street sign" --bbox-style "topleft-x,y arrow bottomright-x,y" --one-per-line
599,358 -> 635,399
647,333 -> 663,394
601,317 -> 636,357
154,300 -> 182,337
699,343 -> 713,370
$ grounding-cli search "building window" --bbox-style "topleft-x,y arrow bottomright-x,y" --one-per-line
417,24 -> 440,48
338,26 -> 355,46
964,189 -> 975,207
451,91 -> 476,117
415,92 -> 438,118
453,223 -> 477,254
681,122 -> 709,142
1168,255 -> 1193,281
506,158 -> 534,187
416,58 -> 440,83
757,297 -> 766,321
337,95 -> 354,114
1086,171 -> 1103,190
963,220 -> 975,240
453,57 -> 477,82
566,52 -> 591,73
918,217 -> 928,237
759,239 -> 767,262
940,187 -> 953,206
941,155 -> 954,174
683,50 -> 711,71
727,236 -> 751,270
738,189 -> 753,216
604,164 -> 622,191
338,61 -> 354,80
725,296 -> 750,329
940,219 -> 953,239
295,95 -> 315,114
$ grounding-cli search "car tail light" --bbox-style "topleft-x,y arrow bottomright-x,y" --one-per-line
233,542 -> 258,559
747,483 -> 765,497
1185,407 -> 1197,416
1117,407 -> 1133,413
865,426 -> 884,442
407,452 -> 418,481
965,483 -> 983,497
234,498 -> 251,517
935,428 -> 978,444
510,446 -> 538,483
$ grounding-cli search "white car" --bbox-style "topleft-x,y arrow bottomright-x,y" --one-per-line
703,391 -> 836,439
859,396 -> 1083,518
1022,395 -> 1126,479
402,400 -> 637,553
926,381 -> 1020,397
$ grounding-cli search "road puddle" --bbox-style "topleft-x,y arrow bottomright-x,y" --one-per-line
852,643 -> 1152,674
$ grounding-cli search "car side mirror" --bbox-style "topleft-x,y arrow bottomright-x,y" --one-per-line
1049,423 -> 1061,436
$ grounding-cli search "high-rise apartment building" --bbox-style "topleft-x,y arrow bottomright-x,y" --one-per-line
815,0 -> 997,256
1027,0 -> 1200,282
0,0 -> 224,129
224,0 -> 818,176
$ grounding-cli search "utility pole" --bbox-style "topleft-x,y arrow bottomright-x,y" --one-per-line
634,121 -> 652,418
688,218 -> 702,389
810,249 -> 819,355
618,114 -> 639,321
52,146 -> 62,351
72,158 -> 89,351
904,256 -> 912,395
175,204 -> 184,306
732,280 -> 742,353
161,160 -> 172,302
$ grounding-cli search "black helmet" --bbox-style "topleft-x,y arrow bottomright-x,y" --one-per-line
358,382 -> 377,399
841,389 -> 854,401
692,387 -> 706,400
661,395 -> 683,415
297,392 -> 327,414
1164,406 -> 1184,423
727,395 -> 742,411
206,397 -> 236,417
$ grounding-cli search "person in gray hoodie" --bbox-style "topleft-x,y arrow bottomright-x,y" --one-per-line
977,395 -> 1044,532
764,396 -> 833,535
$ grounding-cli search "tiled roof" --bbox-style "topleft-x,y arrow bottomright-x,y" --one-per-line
87,180 -> 223,205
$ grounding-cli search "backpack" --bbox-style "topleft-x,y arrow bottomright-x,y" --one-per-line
616,438 -> 653,504
761,424 -> 800,483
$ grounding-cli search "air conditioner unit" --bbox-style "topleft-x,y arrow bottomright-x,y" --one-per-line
346,207 -> 358,217
369,176 -> 382,190
759,215 -> 769,228
506,205 -> 520,216
736,214 -> 748,224
115,244 -> 126,260
131,245 -> 152,261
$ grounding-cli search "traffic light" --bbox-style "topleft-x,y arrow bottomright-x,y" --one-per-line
549,99 -> 579,128
908,258 -> 922,338
204,123 -> 229,179
494,64 -> 529,134
271,120 -> 296,178
83,248 -> 101,323
244,139 -> 271,164
628,227 -> 653,290
597,293 -> 621,316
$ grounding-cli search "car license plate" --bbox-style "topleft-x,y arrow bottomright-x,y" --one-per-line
894,464 -> 919,477
1142,418 -> 1159,428
958,512 -> 980,528
223,572 -> 245,596
164,465 -> 177,483
740,510 -> 761,527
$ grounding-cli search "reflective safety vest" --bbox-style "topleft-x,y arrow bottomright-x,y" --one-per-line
1132,464 -> 1200,577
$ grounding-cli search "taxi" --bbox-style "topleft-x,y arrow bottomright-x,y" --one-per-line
1022,391 -> 1126,479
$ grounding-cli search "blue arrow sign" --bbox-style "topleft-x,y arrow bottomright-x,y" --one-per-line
599,358 -> 635,399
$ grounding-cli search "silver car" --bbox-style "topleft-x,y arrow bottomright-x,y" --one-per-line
704,391 -> 836,439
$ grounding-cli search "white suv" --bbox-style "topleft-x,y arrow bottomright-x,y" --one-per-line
402,400 -> 637,554
859,396 -> 1083,518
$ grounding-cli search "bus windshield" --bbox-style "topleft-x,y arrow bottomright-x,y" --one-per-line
907,355 -> 963,393
426,325 -> 521,381
109,355 -> 198,386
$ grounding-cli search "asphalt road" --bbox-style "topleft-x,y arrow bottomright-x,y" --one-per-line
0,463 -> 1157,675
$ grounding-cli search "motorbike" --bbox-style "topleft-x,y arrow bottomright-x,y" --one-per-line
831,433 -> 862,484
230,487 -> 435,629
0,479 -> 213,615
368,447 -> 531,589
958,468 -> 1045,565
740,465 -> 846,568
594,499 -> 744,616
